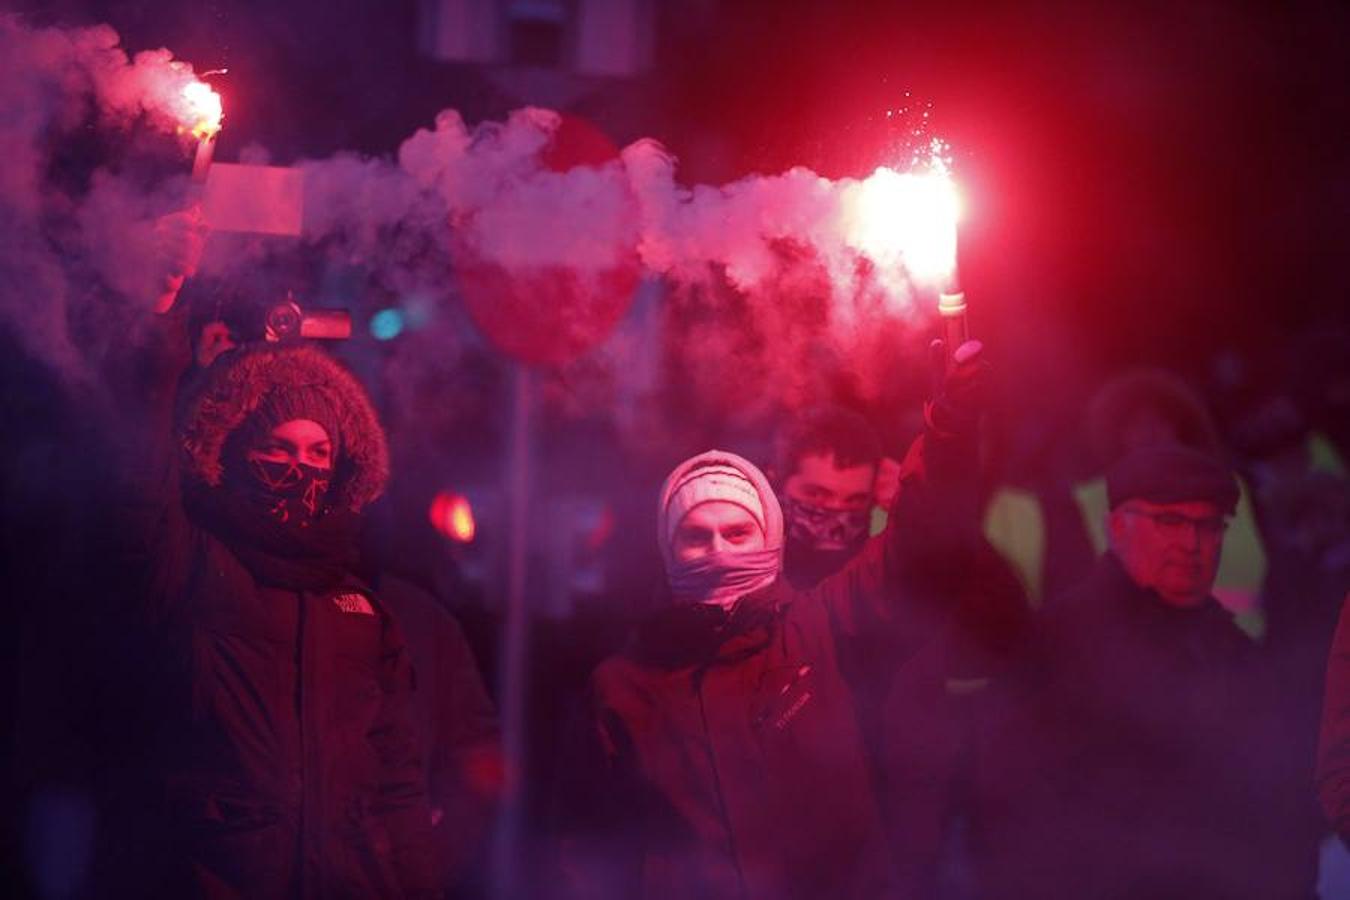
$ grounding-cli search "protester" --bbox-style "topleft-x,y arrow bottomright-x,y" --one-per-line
96,270 -> 439,896
561,343 -> 988,899
762,402 -> 1027,897
1081,371 -> 1270,614
1005,445 -> 1285,898
984,368 -> 1268,618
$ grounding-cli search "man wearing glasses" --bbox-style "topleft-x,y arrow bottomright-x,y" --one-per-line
991,445 -> 1289,899
1105,451 -> 1233,611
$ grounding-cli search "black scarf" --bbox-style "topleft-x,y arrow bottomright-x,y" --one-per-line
780,495 -> 869,590
186,481 -> 362,591
631,584 -> 783,669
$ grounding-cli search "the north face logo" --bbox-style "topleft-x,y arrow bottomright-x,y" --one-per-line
333,592 -> 375,615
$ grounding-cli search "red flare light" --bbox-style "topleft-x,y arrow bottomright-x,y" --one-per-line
845,138 -> 962,293
178,79 -> 223,140
430,492 -> 476,543
849,165 -> 961,286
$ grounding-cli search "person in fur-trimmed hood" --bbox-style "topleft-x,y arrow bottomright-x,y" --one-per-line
104,311 -> 440,899
177,342 -> 389,594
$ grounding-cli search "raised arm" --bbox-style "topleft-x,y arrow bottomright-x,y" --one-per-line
97,208 -> 205,621
809,341 -> 988,646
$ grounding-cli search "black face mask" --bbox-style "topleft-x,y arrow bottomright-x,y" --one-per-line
780,495 -> 870,587
231,457 -> 332,525
782,495 -> 870,549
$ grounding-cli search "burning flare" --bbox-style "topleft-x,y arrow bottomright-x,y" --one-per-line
847,141 -> 962,286
178,79 -> 223,139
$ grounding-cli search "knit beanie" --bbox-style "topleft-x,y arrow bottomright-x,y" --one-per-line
237,384 -> 344,460
1107,446 -> 1239,514
658,450 -> 784,567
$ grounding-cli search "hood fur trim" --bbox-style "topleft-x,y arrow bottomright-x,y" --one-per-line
179,343 -> 389,511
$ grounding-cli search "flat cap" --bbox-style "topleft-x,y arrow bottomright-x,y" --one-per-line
1107,445 -> 1239,514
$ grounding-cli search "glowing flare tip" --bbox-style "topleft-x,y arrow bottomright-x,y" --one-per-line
848,139 -> 962,286
180,81 -> 223,140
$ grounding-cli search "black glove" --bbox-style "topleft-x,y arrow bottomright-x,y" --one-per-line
925,339 -> 990,436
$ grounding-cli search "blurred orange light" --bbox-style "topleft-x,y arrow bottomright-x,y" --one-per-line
430,492 -> 476,543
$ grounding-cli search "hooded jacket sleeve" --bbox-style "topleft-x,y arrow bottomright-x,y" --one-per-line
1318,594 -> 1350,838
101,309 -> 200,621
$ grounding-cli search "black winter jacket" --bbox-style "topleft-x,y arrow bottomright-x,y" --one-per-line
111,316 -> 437,899
378,575 -> 501,895
1005,553 -> 1272,900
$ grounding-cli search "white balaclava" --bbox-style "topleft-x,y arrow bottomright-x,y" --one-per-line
657,450 -> 784,609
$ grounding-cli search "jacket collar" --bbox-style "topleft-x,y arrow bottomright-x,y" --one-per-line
630,579 -> 787,670
1098,552 -> 1226,626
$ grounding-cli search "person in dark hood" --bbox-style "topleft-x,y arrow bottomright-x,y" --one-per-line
101,290 -> 439,898
568,345 -> 990,900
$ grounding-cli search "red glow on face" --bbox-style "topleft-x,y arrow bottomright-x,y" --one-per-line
429,492 -> 476,543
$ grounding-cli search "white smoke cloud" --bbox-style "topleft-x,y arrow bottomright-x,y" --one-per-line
0,15 -> 218,381
299,100 -> 936,320
1,15 -> 942,416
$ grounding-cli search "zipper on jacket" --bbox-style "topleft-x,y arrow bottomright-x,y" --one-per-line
695,671 -> 750,899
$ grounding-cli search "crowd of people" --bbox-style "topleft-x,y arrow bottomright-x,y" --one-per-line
4,198 -> 1350,900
